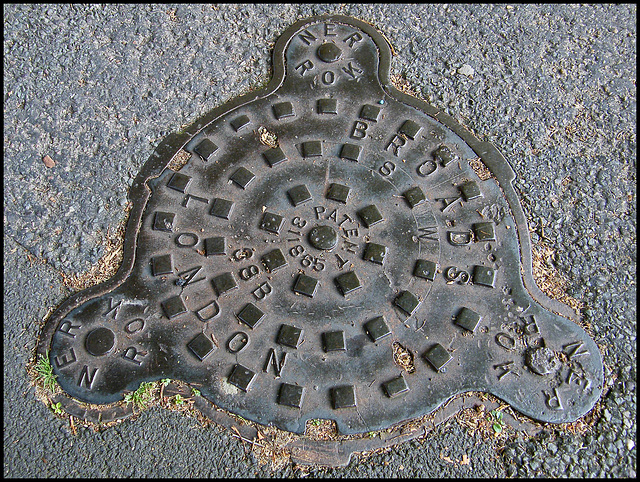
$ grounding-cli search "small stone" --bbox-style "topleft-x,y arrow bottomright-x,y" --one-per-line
548,442 -> 558,454
457,64 -> 474,78
627,439 -> 635,451
43,155 -> 56,168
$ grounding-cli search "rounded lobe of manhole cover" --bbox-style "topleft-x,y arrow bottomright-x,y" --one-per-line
39,14 -> 603,443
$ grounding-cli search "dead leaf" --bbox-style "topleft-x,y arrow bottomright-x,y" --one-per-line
43,155 -> 56,168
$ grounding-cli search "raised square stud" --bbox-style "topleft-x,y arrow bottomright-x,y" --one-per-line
161,295 -> 187,319
153,212 -> 175,232
357,204 -> 383,228
293,274 -> 318,298
455,307 -> 481,333
204,236 -> 226,256
424,344 -> 453,372
228,364 -> 255,392
460,180 -> 482,201
261,248 -> 288,272
193,138 -> 218,161
211,272 -> 238,296
210,198 -> 234,219
364,316 -> 391,342
332,385 -> 356,409
263,146 -> 288,167
403,186 -> 426,208
413,259 -> 437,281
301,140 -> 323,157
278,383 -> 304,408
277,324 -> 303,349
394,290 -> 420,316
260,211 -> 284,234
230,114 -> 251,131
334,271 -> 362,296
473,265 -> 496,288
382,375 -> 409,398
167,172 -> 192,193
317,98 -> 337,114
326,183 -> 350,203
272,101 -> 295,120
399,119 -> 422,139
236,303 -> 265,329
229,167 -> 255,189
287,184 -> 312,206
323,331 -> 346,352
340,143 -> 361,162
151,254 -> 173,276
363,243 -> 387,265
187,333 -> 215,361
360,104 -> 381,122
473,222 -> 496,241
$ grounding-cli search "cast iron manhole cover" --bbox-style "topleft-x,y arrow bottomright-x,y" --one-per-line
38,14 -> 603,462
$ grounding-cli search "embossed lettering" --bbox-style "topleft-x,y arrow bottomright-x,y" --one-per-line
386,134 -> 406,156
417,159 -> 437,177
252,282 -> 273,300
523,316 -> 540,335
327,209 -> 338,223
103,298 -> 122,319
263,348 -> 287,378
321,70 -> 335,85
124,318 -> 145,334
336,253 -> 349,269
181,193 -> 209,208
494,361 -> 520,380
175,232 -> 199,247
314,206 -> 326,219
344,228 -> 359,237
448,231 -> 472,246
239,264 -> 260,281
122,346 -> 147,365
342,239 -> 358,254
379,161 -> 396,176
342,61 -> 363,79
54,348 -> 77,369
351,120 -> 368,139
496,333 -> 516,350
418,226 -> 438,242
227,332 -> 249,353
567,369 -> 592,391
176,266 -> 205,287
195,299 -> 221,322
58,319 -> 81,338
437,195 -> 463,213
338,214 -> 354,227
232,248 -> 253,261
292,216 -> 308,229
298,29 -> 317,45
444,266 -> 470,285
324,23 -> 336,36
295,59 -> 315,76
544,387 -> 564,410
343,31 -> 363,47
78,365 -> 98,389
563,341 -> 589,359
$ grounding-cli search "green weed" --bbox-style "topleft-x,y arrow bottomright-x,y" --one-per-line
124,381 -> 156,409
488,409 -> 505,434
34,351 -> 57,392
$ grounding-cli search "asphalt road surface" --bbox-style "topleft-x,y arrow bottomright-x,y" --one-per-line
4,4 -> 636,477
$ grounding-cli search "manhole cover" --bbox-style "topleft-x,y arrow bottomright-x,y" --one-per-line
38,14 -> 603,462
